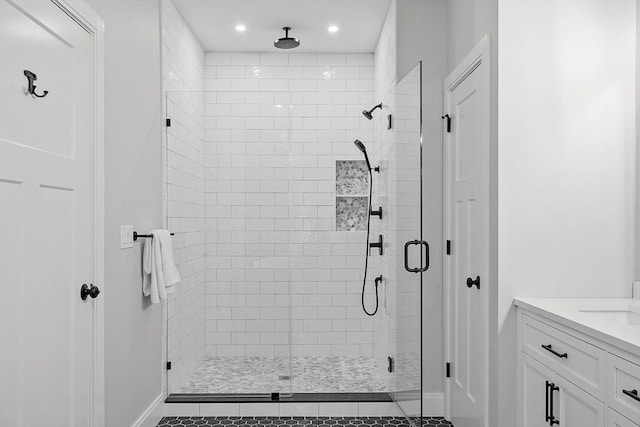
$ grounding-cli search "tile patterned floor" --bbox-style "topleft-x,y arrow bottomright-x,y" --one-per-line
157,417 -> 453,427
178,356 -> 386,394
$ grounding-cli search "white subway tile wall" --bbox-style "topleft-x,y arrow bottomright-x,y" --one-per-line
161,0 -> 206,394
203,53 -> 375,358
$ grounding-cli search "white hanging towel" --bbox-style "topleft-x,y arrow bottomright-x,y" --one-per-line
142,229 -> 181,304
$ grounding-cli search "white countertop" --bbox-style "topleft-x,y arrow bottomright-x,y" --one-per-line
514,297 -> 640,356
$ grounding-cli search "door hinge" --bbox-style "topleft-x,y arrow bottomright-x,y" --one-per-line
166,118 -> 171,127
166,361 -> 172,370
446,240 -> 451,255
446,362 -> 451,378
441,114 -> 451,133
387,356 -> 394,373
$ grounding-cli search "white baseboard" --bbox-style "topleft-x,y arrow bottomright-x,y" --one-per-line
132,393 -> 164,427
422,393 -> 444,417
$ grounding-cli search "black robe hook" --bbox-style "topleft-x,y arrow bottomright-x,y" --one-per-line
23,70 -> 49,98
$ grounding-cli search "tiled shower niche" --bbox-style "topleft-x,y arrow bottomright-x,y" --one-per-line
336,160 -> 369,231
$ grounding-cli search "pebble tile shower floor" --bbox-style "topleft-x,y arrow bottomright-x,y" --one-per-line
157,417 -> 453,427
178,356 -> 386,393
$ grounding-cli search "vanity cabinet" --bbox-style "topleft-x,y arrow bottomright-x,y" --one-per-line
517,307 -> 640,427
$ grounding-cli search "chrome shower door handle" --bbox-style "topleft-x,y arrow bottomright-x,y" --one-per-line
404,240 -> 429,273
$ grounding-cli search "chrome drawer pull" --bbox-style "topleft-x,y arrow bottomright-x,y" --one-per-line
541,344 -> 568,359
623,389 -> 640,403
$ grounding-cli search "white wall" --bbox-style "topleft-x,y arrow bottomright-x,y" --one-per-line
374,1 -> 397,100
637,0 -> 640,281
160,0 -> 207,395
83,1 -> 164,426
498,1 -> 637,425
202,52 -> 376,358
446,0 -> 498,71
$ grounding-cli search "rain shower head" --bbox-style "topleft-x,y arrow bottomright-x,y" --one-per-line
353,139 -> 372,172
362,103 -> 382,120
274,27 -> 300,49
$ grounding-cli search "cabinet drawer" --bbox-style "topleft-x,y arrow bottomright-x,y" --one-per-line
522,314 -> 606,399
609,354 -> 640,424
608,408 -> 640,427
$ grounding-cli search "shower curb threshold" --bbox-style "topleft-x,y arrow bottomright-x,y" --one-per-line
165,393 -> 393,404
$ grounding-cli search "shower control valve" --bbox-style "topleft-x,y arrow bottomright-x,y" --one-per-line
370,206 -> 383,219
369,234 -> 384,256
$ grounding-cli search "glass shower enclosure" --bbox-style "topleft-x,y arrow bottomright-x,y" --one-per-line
386,63 -> 424,421
163,89 -> 295,396
163,62 -> 425,424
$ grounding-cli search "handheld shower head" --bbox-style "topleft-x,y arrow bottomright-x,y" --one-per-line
353,139 -> 372,171
362,103 -> 382,120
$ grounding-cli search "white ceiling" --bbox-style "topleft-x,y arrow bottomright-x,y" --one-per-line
171,0 -> 392,53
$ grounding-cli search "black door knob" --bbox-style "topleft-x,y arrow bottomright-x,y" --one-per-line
89,284 -> 100,298
81,284 -> 100,301
466,276 -> 480,289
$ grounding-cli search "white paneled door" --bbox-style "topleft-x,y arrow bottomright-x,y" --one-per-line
0,1 -> 103,426
444,37 -> 491,427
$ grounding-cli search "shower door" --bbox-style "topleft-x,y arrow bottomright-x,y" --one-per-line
164,90 -> 293,397
385,63 -> 424,423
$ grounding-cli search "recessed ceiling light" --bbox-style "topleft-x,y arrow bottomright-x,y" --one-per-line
328,25 -> 338,33
235,24 -> 246,32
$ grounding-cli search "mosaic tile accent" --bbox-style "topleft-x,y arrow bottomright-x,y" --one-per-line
336,161 -> 369,195
336,197 -> 368,231
178,356 -> 386,394
157,417 -> 453,427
